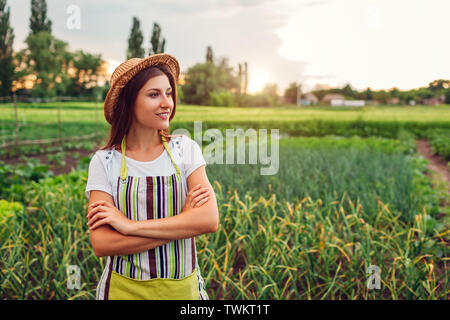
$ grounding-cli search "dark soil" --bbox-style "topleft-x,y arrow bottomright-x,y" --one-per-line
1,141 -> 104,175
416,139 -> 450,185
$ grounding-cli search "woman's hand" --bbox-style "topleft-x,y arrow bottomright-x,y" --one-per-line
183,184 -> 210,212
87,200 -> 135,235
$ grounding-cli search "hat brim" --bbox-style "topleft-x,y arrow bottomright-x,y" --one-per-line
104,53 -> 180,125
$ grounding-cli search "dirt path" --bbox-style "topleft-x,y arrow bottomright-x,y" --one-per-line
416,140 -> 449,296
416,139 -> 450,185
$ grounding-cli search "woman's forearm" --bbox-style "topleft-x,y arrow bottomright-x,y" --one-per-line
129,201 -> 219,240
90,225 -> 171,257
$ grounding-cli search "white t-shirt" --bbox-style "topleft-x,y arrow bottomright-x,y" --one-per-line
85,135 -> 206,200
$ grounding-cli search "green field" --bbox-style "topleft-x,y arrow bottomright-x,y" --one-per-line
1,103 -> 449,151
1,102 -> 450,123
0,102 -> 448,299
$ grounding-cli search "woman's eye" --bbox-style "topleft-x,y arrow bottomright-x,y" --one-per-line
150,92 -> 172,97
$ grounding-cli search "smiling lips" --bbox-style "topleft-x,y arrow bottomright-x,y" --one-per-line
156,112 -> 169,120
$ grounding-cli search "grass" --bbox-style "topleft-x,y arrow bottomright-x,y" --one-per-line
206,135 -> 437,224
1,102 -> 449,126
172,104 -> 450,123
198,187 -> 446,299
1,102 -> 449,160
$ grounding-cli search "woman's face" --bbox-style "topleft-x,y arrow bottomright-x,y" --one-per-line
132,74 -> 174,131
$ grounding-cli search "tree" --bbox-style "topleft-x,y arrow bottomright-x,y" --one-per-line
416,87 -> 433,100
262,83 -> 279,106
445,88 -> 450,104
243,62 -> 248,94
364,87 -> 373,100
149,22 -> 165,55
388,87 -> 400,98
237,61 -> 248,95
25,0 -> 59,96
0,0 -> 15,96
29,0 -> 52,35
182,63 -> 218,105
428,79 -> 450,92
310,89 -> 328,102
127,17 -> 145,59
238,63 -> 242,94
216,57 -> 239,91
403,92 -> 417,104
342,83 -> 356,98
22,31 -> 71,97
284,82 -> 301,104
206,46 -> 213,63
373,89 -> 389,104
69,50 -> 103,96
182,57 -> 239,105
235,61 -> 249,106
208,90 -> 233,107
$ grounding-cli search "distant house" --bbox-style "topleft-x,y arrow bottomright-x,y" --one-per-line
330,99 -> 345,106
388,97 -> 400,105
418,94 -> 444,105
420,97 -> 443,106
284,96 -> 295,104
344,100 -> 365,107
321,94 -> 365,107
321,93 -> 345,105
301,92 -> 319,105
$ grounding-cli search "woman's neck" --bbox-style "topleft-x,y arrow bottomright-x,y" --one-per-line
125,125 -> 162,152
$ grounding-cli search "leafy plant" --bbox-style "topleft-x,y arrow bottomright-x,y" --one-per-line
425,128 -> 450,160
0,158 -> 54,202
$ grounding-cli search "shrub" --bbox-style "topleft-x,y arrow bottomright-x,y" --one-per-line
208,91 -> 234,107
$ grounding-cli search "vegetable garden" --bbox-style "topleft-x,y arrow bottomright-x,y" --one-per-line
0,103 -> 448,299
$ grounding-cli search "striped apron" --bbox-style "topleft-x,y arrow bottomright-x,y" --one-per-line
95,133 -> 209,300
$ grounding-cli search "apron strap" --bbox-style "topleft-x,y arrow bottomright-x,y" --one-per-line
120,132 -> 181,181
120,136 -> 127,181
160,134 -> 182,177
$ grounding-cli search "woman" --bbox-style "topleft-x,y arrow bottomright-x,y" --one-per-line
84,53 -> 219,300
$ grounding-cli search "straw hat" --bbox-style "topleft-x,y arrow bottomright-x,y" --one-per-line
104,53 -> 180,125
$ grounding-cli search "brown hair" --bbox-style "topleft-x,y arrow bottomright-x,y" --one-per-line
100,64 -> 177,150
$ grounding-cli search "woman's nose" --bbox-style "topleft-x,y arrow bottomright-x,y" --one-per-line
162,93 -> 173,107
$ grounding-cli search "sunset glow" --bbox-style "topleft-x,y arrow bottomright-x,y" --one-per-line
248,69 -> 270,94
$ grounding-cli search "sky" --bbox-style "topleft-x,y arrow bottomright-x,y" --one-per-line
8,0 -> 450,94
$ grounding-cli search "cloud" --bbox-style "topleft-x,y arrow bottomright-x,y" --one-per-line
10,0 -> 447,93
302,0 -> 332,7
277,0 -> 450,90
6,0 -> 311,93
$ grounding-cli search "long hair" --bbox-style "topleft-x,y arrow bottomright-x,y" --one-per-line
100,64 -> 177,150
